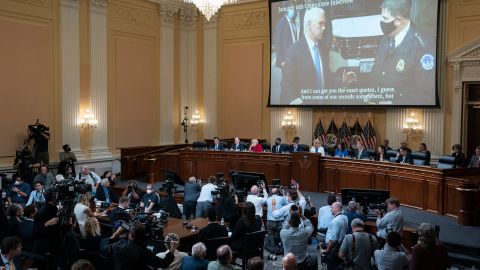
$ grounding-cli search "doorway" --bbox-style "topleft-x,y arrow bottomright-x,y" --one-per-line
464,83 -> 480,159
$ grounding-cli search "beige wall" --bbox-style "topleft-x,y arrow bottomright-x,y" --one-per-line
1,0 -> 480,167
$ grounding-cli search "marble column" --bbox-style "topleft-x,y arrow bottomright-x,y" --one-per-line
179,7 -> 198,142
386,108 -> 407,147
89,0 -> 111,158
159,3 -> 177,144
297,108 -> 313,145
60,0 -> 84,160
203,16 -> 218,139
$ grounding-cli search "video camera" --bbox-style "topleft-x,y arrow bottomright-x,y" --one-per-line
369,203 -> 387,212
28,122 -> 49,137
47,178 -> 90,201
119,210 -> 169,242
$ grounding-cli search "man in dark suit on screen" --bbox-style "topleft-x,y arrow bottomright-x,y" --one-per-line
281,7 -> 355,105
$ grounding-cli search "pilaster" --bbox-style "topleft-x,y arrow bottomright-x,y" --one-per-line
203,16 -> 218,139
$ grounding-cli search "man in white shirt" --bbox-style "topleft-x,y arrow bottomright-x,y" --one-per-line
196,176 -> 218,218
317,194 -> 337,234
246,183 -> 268,227
75,165 -> 101,195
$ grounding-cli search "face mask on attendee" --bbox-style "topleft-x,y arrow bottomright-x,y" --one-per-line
380,19 -> 396,36
146,189 -> 153,194
14,181 -> 21,185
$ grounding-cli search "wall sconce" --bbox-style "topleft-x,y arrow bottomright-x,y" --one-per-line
403,112 -> 423,136
190,110 -> 204,127
282,111 -> 297,130
79,109 -> 98,129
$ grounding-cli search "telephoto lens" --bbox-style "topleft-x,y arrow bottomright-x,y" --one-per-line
267,254 -> 277,260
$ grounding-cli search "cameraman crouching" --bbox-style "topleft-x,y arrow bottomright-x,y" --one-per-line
195,176 -> 218,218
104,220 -> 178,270
121,180 -> 144,209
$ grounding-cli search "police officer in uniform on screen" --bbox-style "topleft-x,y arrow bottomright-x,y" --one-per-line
370,0 -> 435,105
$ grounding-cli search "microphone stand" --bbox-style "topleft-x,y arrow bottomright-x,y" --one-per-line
181,106 -> 189,144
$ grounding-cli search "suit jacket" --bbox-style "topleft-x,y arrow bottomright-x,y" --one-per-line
469,155 -> 480,168
181,256 -> 209,270
282,37 -> 332,104
95,186 -> 118,203
104,240 -> 174,270
355,149 -> 370,160
230,143 -> 245,151
197,223 -> 228,244
0,256 -> 23,270
271,144 -> 287,153
452,153 -> 467,168
274,16 -> 297,68
396,153 -> 414,164
210,143 -> 225,151
290,144 -> 305,153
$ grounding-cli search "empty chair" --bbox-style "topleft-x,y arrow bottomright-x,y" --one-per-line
366,149 -> 376,160
204,236 -> 231,261
261,142 -> 271,152
387,150 -> 398,162
232,230 -> 267,270
438,155 -> 456,169
411,152 -> 427,166
192,141 -> 207,150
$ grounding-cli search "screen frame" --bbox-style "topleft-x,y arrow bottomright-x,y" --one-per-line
267,0 -> 441,108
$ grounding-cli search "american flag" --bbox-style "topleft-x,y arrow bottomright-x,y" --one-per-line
361,119 -> 377,149
350,118 -> 363,149
327,118 -> 338,136
338,120 -> 352,148
313,118 -> 327,145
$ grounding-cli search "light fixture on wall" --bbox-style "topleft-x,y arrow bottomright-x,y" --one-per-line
282,111 -> 297,130
183,0 -> 236,21
190,110 -> 204,127
79,109 -> 98,129
403,112 -> 423,136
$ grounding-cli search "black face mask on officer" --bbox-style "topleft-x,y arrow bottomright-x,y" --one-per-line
380,19 -> 397,36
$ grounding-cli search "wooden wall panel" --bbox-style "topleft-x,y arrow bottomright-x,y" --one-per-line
390,176 -> 424,209
338,171 -> 371,190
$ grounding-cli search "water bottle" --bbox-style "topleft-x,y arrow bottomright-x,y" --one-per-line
221,218 -> 225,226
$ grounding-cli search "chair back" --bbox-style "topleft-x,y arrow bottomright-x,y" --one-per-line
438,155 -> 455,169
411,152 -> 427,166
299,144 -> 309,152
261,142 -> 271,152
204,236 -> 231,261
192,141 -> 207,150
366,149 -> 376,159
387,150 -> 398,162
240,230 -> 267,254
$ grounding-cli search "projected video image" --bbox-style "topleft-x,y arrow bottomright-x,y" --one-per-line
269,0 -> 438,106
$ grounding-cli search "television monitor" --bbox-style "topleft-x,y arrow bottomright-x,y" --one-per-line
230,170 -> 270,200
341,188 -> 390,206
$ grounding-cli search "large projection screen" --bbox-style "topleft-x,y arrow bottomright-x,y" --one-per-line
269,0 -> 439,106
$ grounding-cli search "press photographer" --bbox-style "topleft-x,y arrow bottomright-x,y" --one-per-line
121,180 -> 144,208
195,175 -> 218,218
58,144 -> 77,176
13,148 -> 39,186
28,120 -> 50,165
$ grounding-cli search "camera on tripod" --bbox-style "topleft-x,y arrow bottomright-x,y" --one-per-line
119,210 -> 169,242
28,122 -> 49,139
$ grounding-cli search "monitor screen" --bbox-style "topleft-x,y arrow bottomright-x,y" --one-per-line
341,188 -> 390,206
269,0 -> 439,106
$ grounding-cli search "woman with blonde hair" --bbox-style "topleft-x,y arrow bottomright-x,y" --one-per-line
74,192 -> 107,238
82,216 -> 102,251
249,139 -> 263,152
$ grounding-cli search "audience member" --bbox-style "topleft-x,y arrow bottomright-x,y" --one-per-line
231,137 -> 245,151
75,166 -> 101,195
468,145 -> 480,168
280,211 -> 316,270
121,180 -> 144,208
374,231 -> 410,270
18,204 -> 36,251
33,190 -> 62,256
74,193 -> 107,238
344,201 -> 366,234
71,259 -> 95,270
82,216 -> 102,251
0,236 -> 23,270
271,138 -> 287,153
34,165 -> 56,188
247,257 -> 263,270
248,139 -> 263,152
140,184 -> 161,213
282,253 -> 297,270
210,137 -> 225,151
7,176 -> 31,206
335,142 -> 349,158
0,199 -> 9,242
197,207 -> 228,245
246,184 -> 267,227
207,245 -> 239,270
26,180 -> 45,207
410,223 -> 450,270
452,144 -> 467,168
376,197 -> 404,246
395,147 -> 413,164
317,194 -> 336,234
6,204 -> 23,236
265,187 -> 288,254
231,202 -> 259,252
95,178 -> 118,203
109,196 -> 133,227
418,143 -> 431,166
310,138 -> 325,156
58,144 -> 77,177
181,242 -> 209,270
183,176 -> 201,220
339,218 -> 377,270
322,202 -> 348,270
196,176 -> 218,218
104,221 -> 177,270
157,233 -> 188,270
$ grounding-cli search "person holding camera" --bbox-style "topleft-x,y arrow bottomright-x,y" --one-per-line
7,176 -> 31,207
13,149 -> 39,186
26,181 -> 45,208
75,166 -> 101,196
374,231 -> 410,270
35,124 -> 50,165
376,197 -> 404,248
104,220 -> 177,270
102,171 -> 117,186
122,180 -> 144,208
196,176 -> 218,219
140,184 -> 160,213
280,210 -> 316,270
271,186 -> 306,223
246,183 -> 268,228
265,187 -> 288,254
33,165 -> 55,188
183,176 -> 201,220
58,144 -> 77,176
